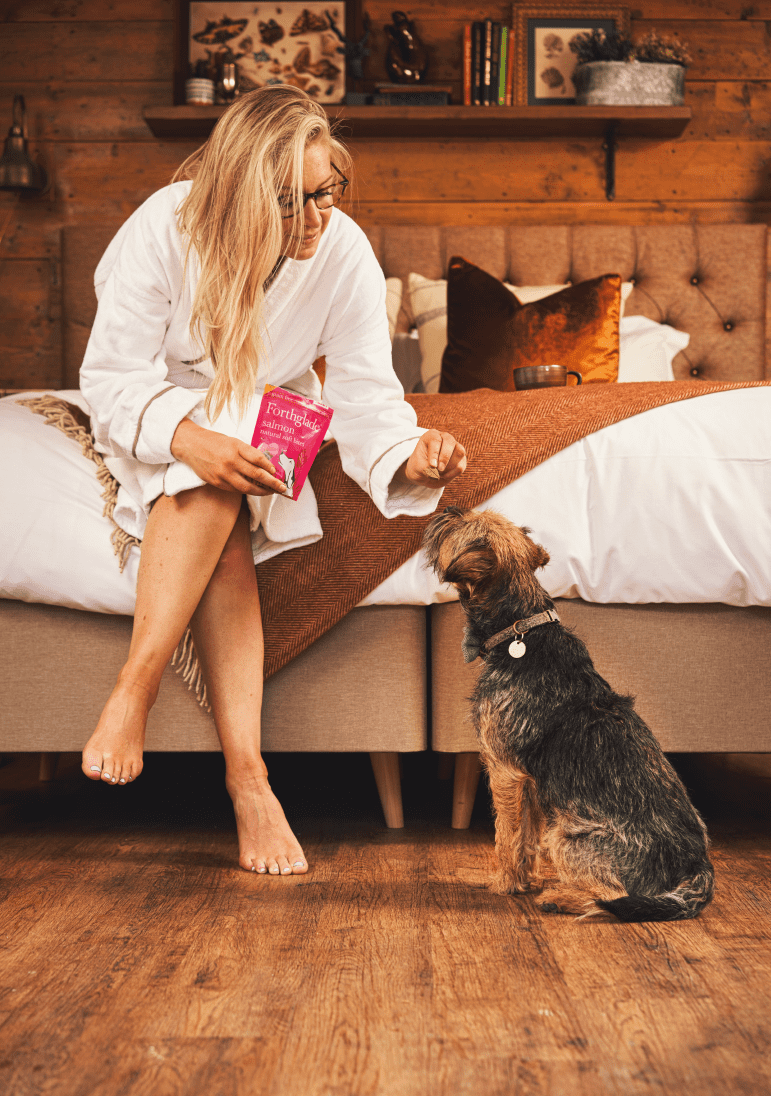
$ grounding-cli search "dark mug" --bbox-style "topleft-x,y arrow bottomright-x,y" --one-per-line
513,364 -> 583,390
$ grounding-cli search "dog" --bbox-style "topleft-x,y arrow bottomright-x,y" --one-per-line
423,506 -> 714,922
278,450 -> 296,495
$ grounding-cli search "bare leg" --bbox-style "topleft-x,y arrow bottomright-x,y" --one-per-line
82,485 -> 243,785
189,502 -> 307,876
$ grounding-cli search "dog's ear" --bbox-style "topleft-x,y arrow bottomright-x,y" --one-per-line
531,542 -> 550,571
518,526 -> 549,571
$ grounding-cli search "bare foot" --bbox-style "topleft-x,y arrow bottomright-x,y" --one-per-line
227,774 -> 308,876
82,678 -> 154,786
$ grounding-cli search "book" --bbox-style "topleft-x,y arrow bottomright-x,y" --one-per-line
498,26 -> 508,106
482,18 -> 493,106
463,23 -> 472,106
505,24 -> 514,105
490,23 -> 501,108
471,22 -> 483,106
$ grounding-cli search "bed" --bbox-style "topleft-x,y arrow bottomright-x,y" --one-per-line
2,222 -> 770,828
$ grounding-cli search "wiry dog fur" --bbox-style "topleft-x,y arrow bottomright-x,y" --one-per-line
423,507 -> 714,922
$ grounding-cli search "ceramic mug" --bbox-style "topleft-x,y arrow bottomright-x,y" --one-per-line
185,78 -> 215,104
513,364 -> 583,390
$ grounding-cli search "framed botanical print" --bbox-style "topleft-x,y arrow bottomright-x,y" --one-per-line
174,0 -> 364,105
511,5 -> 630,105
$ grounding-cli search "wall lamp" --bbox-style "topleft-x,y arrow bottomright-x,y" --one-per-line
0,95 -> 48,193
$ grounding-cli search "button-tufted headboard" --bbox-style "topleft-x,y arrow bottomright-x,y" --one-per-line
361,224 -> 770,382
61,222 -> 769,387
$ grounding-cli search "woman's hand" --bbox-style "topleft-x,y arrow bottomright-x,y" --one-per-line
171,418 -> 288,496
395,429 -> 467,489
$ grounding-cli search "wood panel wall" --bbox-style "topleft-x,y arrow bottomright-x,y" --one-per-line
1,0 -> 770,388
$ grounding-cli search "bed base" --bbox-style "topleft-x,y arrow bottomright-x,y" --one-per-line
431,599 -> 771,827
0,599 -> 428,829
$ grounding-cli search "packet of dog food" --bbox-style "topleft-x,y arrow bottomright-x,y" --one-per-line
250,384 -> 333,501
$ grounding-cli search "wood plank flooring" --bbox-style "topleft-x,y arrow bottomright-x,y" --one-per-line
0,750 -> 769,1096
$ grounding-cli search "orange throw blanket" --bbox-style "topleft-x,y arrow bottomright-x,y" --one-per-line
258,379 -> 770,677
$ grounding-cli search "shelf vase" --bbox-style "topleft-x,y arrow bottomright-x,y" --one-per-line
573,62 -> 685,106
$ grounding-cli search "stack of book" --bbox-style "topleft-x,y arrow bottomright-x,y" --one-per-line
463,21 -> 513,106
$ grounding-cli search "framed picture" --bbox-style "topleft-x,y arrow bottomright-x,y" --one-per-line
510,5 -> 630,105
174,1 -> 364,105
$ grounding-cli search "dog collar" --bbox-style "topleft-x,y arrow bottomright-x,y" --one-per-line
481,609 -> 560,660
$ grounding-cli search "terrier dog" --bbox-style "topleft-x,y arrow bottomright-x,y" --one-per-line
423,507 -> 714,922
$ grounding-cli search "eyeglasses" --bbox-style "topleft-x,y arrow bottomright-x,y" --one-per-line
279,164 -> 349,218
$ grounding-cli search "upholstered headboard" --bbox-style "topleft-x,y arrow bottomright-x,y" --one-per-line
362,224 -> 771,382
61,222 -> 770,388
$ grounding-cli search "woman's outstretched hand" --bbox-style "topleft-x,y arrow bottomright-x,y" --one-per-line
396,429 -> 467,489
171,418 -> 288,496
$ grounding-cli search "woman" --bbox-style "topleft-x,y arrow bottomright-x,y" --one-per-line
79,87 -> 466,877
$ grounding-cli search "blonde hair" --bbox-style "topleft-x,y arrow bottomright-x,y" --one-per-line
172,86 -> 352,421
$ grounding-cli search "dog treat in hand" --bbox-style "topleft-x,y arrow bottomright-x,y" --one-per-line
423,465 -> 442,479
251,385 -> 333,501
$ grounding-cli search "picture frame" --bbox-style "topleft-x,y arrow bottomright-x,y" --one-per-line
510,5 -> 630,105
173,0 -> 365,106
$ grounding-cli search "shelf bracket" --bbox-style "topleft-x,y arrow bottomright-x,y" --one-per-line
602,121 -> 618,201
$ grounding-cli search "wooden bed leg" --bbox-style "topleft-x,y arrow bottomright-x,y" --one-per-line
452,752 -> 482,829
369,752 -> 405,829
39,752 -> 59,782
437,753 -> 456,781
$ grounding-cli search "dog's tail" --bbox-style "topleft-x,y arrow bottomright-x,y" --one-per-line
594,866 -> 714,922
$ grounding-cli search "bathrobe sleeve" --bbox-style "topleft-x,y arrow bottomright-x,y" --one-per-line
79,189 -> 204,466
317,226 -> 444,519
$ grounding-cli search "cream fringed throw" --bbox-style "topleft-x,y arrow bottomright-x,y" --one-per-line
18,396 -> 140,571
21,380 -> 771,712
18,395 -> 210,708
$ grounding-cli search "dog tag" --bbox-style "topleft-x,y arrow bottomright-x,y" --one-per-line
508,640 -> 526,658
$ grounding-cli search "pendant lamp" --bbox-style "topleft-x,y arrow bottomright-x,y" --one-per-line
0,95 -> 48,193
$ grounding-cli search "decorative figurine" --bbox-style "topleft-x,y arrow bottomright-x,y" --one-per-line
325,9 -> 371,81
384,11 -> 428,84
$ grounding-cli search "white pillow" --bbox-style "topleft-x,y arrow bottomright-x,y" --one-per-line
385,277 -> 403,342
618,315 -> 689,382
407,272 -> 634,393
0,393 -> 138,615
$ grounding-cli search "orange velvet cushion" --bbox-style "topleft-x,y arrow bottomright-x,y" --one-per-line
439,256 -> 621,393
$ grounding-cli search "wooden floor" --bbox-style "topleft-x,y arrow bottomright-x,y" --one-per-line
1,750 -> 769,1096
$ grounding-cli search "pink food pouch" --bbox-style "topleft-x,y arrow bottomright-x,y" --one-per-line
250,384 -> 334,502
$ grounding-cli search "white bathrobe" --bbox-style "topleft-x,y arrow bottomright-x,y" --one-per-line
80,181 -> 442,564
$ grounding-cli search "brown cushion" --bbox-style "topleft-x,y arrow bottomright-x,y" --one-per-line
439,256 -> 621,393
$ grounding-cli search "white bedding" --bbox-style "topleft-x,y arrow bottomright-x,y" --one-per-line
1,387 -> 770,615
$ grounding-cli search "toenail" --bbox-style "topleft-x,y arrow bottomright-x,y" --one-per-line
251,866 -> 256,872
90,766 -> 102,773
119,779 -> 126,784
282,867 -> 291,874
293,861 -> 305,868
258,867 -> 267,873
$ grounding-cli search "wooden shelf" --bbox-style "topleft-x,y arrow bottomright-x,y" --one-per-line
142,104 -> 691,141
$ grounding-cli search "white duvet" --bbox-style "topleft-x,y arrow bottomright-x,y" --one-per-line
1,387 -> 769,615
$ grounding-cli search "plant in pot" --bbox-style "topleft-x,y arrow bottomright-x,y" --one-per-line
570,28 -> 690,106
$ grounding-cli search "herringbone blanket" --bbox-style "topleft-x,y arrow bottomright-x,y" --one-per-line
257,380 -> 769,677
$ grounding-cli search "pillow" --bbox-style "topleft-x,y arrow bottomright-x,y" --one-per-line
439,257 -> 621,393
0,392 -> 138,615
618,315 -> 689,382
385,276 -> 403,342
408,271 -> 632,393
391,330 -> 423,394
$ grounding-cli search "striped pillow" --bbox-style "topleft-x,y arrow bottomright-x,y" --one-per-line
385,277 -> 403,343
